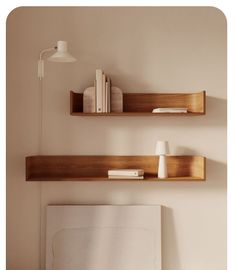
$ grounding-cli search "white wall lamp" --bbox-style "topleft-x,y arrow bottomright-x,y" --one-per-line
37,40 -> 77,270
37,40 -> 76,154
38,40 -> 77,80
156,141 -> 170,178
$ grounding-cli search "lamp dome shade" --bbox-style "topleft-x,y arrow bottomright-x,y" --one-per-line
47,41 -> 77,62
155,141 -> 170,155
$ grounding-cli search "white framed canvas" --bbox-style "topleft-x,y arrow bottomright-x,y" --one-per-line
46,205 -> 162,270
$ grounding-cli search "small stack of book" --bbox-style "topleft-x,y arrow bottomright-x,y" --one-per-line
152,107 -> 188,113
95,69 -> 111,113
108,169 -> 144,180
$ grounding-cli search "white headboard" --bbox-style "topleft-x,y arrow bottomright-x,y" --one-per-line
46,205 -> 162,270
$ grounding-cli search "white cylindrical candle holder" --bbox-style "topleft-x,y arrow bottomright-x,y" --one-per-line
155,141 -> 169,179
158,155 -> 168,178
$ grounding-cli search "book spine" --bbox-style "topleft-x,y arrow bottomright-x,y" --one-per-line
96,69 -> 103,113
157,110 -> 187,113
94,80 -> 97,112
108,176 -> 144,180
109,78 -> 112,112
105,81 -> 108,113
108,171 -> 141,176
106,77 -> 111,113
102,73 -> 106,112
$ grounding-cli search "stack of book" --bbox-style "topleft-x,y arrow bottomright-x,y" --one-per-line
152,107 -> 188,113
108,169 -> 144,180
95,69 -> 111,113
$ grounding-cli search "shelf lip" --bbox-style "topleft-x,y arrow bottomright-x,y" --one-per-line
71,90 -> 206,95
70,112 -> 205,116
26,154 -> 205,158
26,177 -> 205,182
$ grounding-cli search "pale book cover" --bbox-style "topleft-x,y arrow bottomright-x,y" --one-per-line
102,73 -> 106,112
106,77 -> 111,112
152,108 -> 188,113
96,69 -> 103,113
108,169 -> 144,176
109,175 -> 144,180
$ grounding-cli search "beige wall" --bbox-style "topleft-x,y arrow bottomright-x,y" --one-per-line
7,7 -> 227,270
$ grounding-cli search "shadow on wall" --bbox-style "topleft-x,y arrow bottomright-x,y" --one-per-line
175,146 -> 198,155
156,95 -> 227,127
152,158 -> 226,191
204,96 -> 227,126
162,206 -> 181,270
57,94 -> 227,155
174,147 -> 227,189
87,95 -> 226,137
101,158 -> 227,194
206,158 -> 227,189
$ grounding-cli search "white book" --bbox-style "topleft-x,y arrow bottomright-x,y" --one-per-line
106,77 -> 111,112
94,79 -> 97,112
152,108 -> 188,113
96,69 -> 103,113
102,73 -> 106,112
109,175 -> 144,180
105,85 -> 107,113
108,169 -> 144,176
105,81 -> 109,113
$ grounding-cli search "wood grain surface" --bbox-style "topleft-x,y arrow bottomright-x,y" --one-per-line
70,91 -> 205,115
26,155 -> 206,181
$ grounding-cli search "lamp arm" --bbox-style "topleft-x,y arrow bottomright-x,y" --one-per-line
38,46 -> 57,80
39,46 -> 56,60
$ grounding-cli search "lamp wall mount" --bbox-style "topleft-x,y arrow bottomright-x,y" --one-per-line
38,47 -> 56,80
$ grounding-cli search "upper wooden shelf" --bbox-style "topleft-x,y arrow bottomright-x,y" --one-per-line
26,155 -> 206,181
70,91 -> 206,116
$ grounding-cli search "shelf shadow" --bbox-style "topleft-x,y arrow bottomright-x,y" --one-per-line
162,206 -> 181,270
203,95 -> 227,126
174,146 -> 199,155
82,95 -> 227,128
206,158 -> 227,189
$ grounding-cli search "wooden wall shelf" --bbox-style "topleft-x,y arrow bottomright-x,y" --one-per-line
70,91 -> 206,116
26,155 -> 206,181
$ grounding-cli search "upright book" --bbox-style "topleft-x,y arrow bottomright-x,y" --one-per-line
106,77 -> 111,112
102,73 -> 106,112
96,69 -> 103,113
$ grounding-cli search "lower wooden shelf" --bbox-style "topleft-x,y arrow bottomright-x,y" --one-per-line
26,155 -> 206,181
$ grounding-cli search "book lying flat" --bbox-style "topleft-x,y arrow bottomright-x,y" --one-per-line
109,175 -> 144,180
108,169 -> 144,176
152,108 -> 188,113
